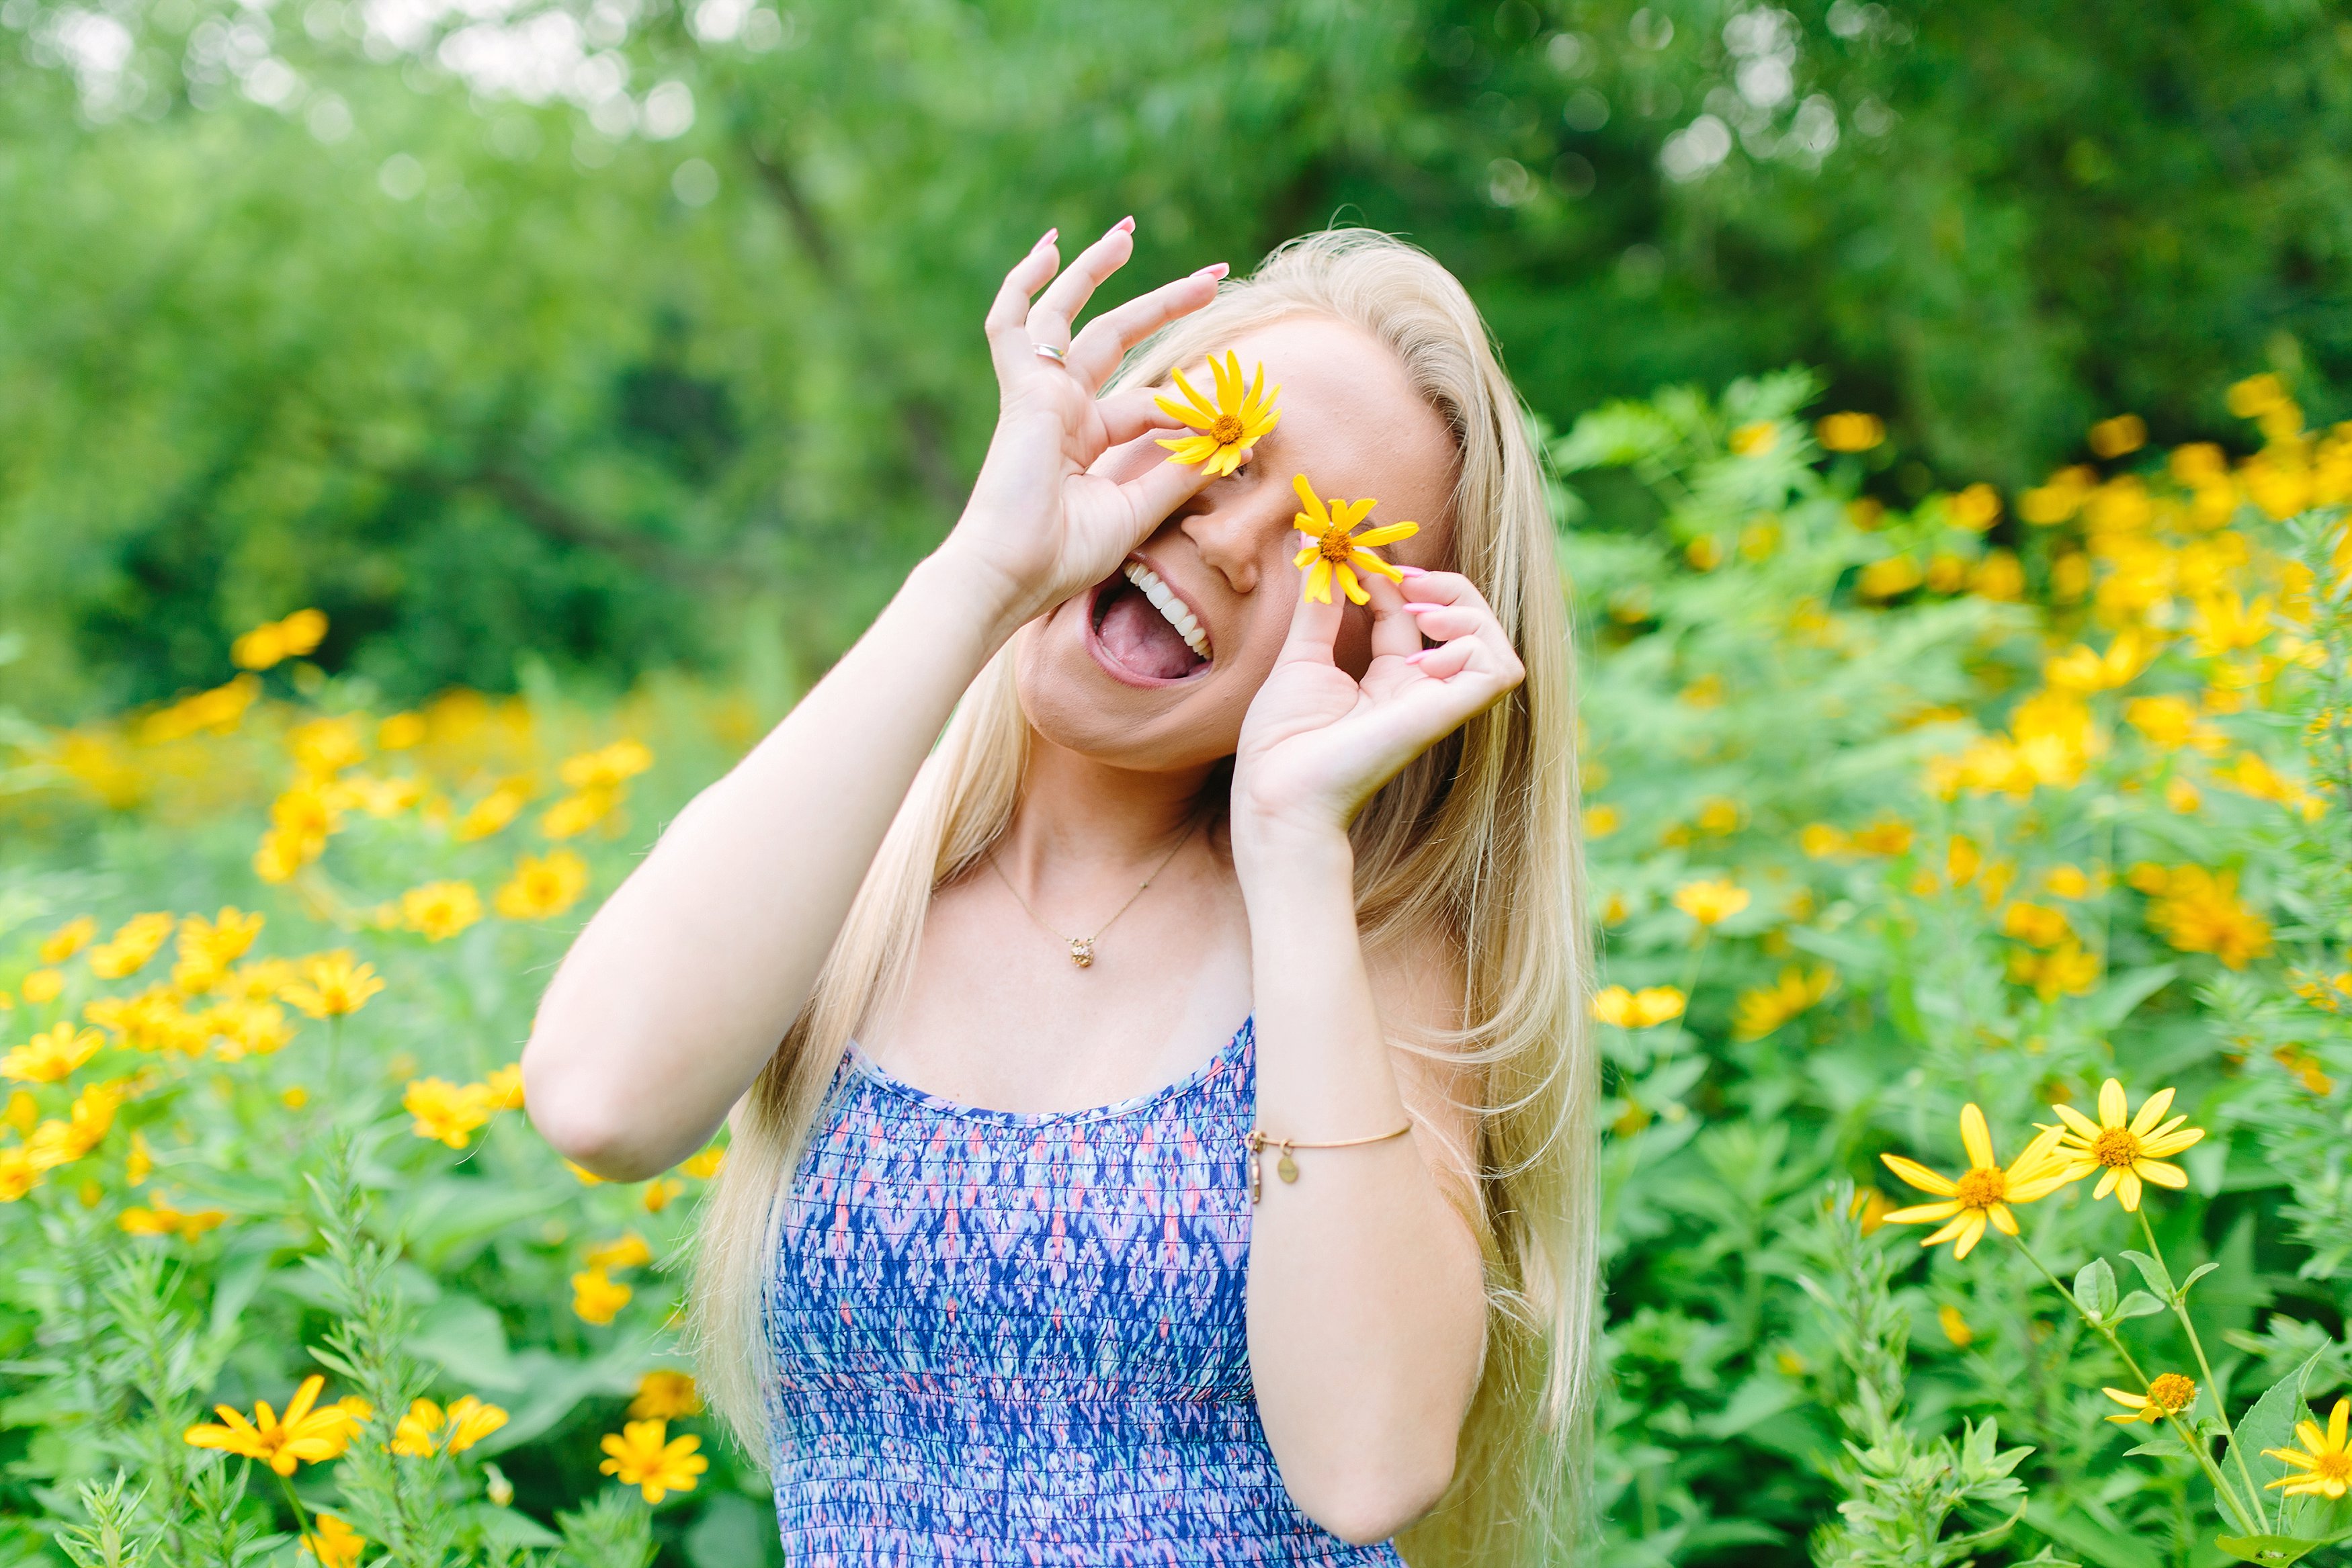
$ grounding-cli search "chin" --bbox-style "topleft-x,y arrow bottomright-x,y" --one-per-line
1013,566 -> 1256,771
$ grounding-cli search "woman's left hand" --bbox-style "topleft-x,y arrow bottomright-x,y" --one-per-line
1231,568 -> 1525,849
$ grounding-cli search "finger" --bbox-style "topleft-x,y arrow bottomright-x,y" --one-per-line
1027,217 -> 1135,356
1390,568 -> 1490,614
1364,572 -> 1425,662
1276,564 -> 1346,668
1404,638 -> 1478,681
1396,602 -> 1485,643
1066,263 -> 1229,390
984,230 -> 1062,378
1110,443 -> 1224,539
1094,386 -> 1191,450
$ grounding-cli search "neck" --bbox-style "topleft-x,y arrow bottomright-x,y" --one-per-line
996,731 -> 1216,885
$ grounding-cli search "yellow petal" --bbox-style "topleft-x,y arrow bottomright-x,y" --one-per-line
1988,1202 -> 2019,1235
1158,436 -> 1219,463
2116,1169 -> 2143,1210
1349,521 -> 1420,548
1154,394 -> 1214,432
2130,1085 -> 2176,1135
2103,1388 -> 2150,1409
1351,550 -> 1406,583
1292,474 -> 1330,528
1336,563 -> 1370,605
1333,496 -> 1380,532
1880,1153 -> 1958,1197
1206,444 -> 1240,478
1920,1213 -> 1972,1248
1960,1104 -> 1997,1170
2098,1078 -> 2128,1127
1212,350 -> 1239,408
1293,543 -> 1320,569
2142,1125 -> 2206,1157
2093,1168 -> 2120,1201
1304,560 -> 1333,603
2050,1102 -> 2102,1140
2135,1158 -> 2189,1189
1950,1211 -> 1988,1258
1171,367 -> 1220,425
1244,402 -> 1283,440
2329,1397 -> 2349,1449
1883,1201 -> 1963,1223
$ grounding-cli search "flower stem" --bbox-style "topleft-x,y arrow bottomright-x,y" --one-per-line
274,1469 -> 313,1558
2015,1235 -> 2259,1535
2137,1209 -> 2271,1530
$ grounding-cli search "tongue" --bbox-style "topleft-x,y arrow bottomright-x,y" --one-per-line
1099,587 -> 1202,679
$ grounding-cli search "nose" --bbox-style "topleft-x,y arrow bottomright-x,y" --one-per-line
1177,484 -> 1290,598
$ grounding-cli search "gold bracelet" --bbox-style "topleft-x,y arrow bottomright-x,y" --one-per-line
1245,1123 -> 1413,1203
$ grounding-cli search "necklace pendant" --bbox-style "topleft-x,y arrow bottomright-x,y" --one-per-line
1068,937 -> 1095,969
1277,1149 -> 1300,1184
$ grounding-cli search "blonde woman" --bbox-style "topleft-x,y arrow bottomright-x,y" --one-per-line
523,223 -> 1592,1563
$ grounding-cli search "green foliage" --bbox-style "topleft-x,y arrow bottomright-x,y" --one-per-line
4,0 -> 2349,716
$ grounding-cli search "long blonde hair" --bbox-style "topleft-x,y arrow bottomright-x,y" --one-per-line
690,228 -> 1594,1564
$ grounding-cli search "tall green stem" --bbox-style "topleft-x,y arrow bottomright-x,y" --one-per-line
2136,1210 -> 2270,1528
2015,1236 -> 2259,1535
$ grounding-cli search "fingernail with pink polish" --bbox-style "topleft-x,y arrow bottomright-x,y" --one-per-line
1039,228 -> 1058,246
1400,602 -> 1445,613
1116,215 -> 1136,233
1195,262 -> 1230,280
1405,650 -> 1433,665
1397,564 -> 1427,578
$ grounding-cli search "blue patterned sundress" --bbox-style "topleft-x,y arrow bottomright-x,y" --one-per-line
765,1016 -> 1406,1564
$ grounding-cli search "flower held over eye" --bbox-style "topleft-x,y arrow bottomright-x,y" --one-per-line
1290,475 -> 1419,605
1879,1104 -> 2073,1259
2038,1079 -> 2204,1211
1156,351 -> 1279,477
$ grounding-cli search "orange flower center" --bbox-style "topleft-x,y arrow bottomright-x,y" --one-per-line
1955,1166 -> 2007,1209
1210,414 -> 1245,445
1318,532 -> 1355,564
2092,1126 -> 2142,1168
2147,1373 -> 2195,1412
2317,1451 -> 2352,1485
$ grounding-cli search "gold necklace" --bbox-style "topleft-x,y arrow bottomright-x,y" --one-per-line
987,818 -> 1200,969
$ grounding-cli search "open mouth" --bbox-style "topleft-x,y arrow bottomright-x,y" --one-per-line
1086,560 -> 1213,684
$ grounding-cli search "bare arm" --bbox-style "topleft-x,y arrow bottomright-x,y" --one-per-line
1236,569 -> 1524,1542
523,222 -> 1226,1177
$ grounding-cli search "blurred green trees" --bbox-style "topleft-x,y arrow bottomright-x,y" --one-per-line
3,0 -> 2347,715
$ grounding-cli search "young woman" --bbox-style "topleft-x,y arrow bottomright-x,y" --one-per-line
523,224 -> 1593,1563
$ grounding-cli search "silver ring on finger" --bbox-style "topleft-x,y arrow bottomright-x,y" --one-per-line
1032,343 -> 1068,364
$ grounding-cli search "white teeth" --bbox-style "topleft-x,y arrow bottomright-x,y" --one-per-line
1121,562 -> 1212,660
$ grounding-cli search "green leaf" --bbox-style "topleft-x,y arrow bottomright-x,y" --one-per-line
2237,1346 -> 2330,1515
2214,1534 -> 2329,1565
2122,1249 -> 2175,1297
2075,1258 -> 2118,1320
2179,1261 -> 2222,1299
2112,1291 -> 2169,1322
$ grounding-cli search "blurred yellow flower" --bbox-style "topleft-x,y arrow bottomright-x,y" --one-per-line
681,1145 -> 725,1179
2261,1397 -> 2350,1500
1672,879 -> 1749,928
1880,1104 -> 2072,1259
401,882 -> 482,943
2105,1373 -> 2195,1426
2042,1079 -> 2203,1211
1732,967 -> 1833,1041
1591,986 -> 1686,1029
174,908 -> 264,994
629,1370 -> 704,1420
2087,413 -> 2146,458
482,1063 -> 525,1110
2226,373 -> 2288,420
302,1512 -> 366,1568
572,1267 -> 632,1325
2000,902 -> 2073,949
1156,352 -> 1281,478
1947,483 -> 2002,531
378,711 -> 429,750
282,953 -> 384,1019
87,914 -> 174,980
495,851 -> 590,920
2,1024 -> 102,1084
2189,593 -> 2272,659
1850,820 -> 1913,856
230,609 -> 328,672
642,1178 -> 685,1213
1583,803 -> 1620,838
1937,1304 -> 1974,1348
120,1197 -> 229,1242
1816,412 -> 1884,452
39,918 -> 97,965
2044,630 -> 2152,694
183,1375 -> 358,1475
454,784 -> 530,842
598,1418 -> 706,1504
1800,824 -> 1847,858
392,1395 -> 508,1456
1857,554 -> 1923,600
1729,421 -> 1778,457
560,740 -> 654,793
1290,474 -> 1419,606
28,1082 -> 123,1168
2009,943 -> 2101,1001
1972,550 -> 2025,601
288,716 -> 367,777
405,1079 -> 493,1149
2146,866 -> 2270,968
540,790 -> 616,840
585,1233 -> 653,1270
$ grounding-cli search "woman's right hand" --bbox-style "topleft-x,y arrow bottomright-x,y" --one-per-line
943,219 -> 1232,634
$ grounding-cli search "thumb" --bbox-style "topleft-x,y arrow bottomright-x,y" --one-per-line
1275,553 -> 1345,668
1112,446 -> 1230,539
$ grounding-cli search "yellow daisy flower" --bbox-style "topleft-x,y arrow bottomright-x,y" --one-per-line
598,1418 -> 708,1504
1290,474 -> 1419,605
1155,351 -> 1279,478
2264,1397 -> 2351,1499
2103,1373 -> 2195,1426
302,1512 -> 367,1568
183,1375 -> 360,1475
2040,1079 -> 2204,1211
1880,1104 -> 2073,1259
629,1370 -> 704,1420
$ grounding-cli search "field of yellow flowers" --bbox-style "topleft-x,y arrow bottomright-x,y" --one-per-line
2,368 -> 2349,1567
